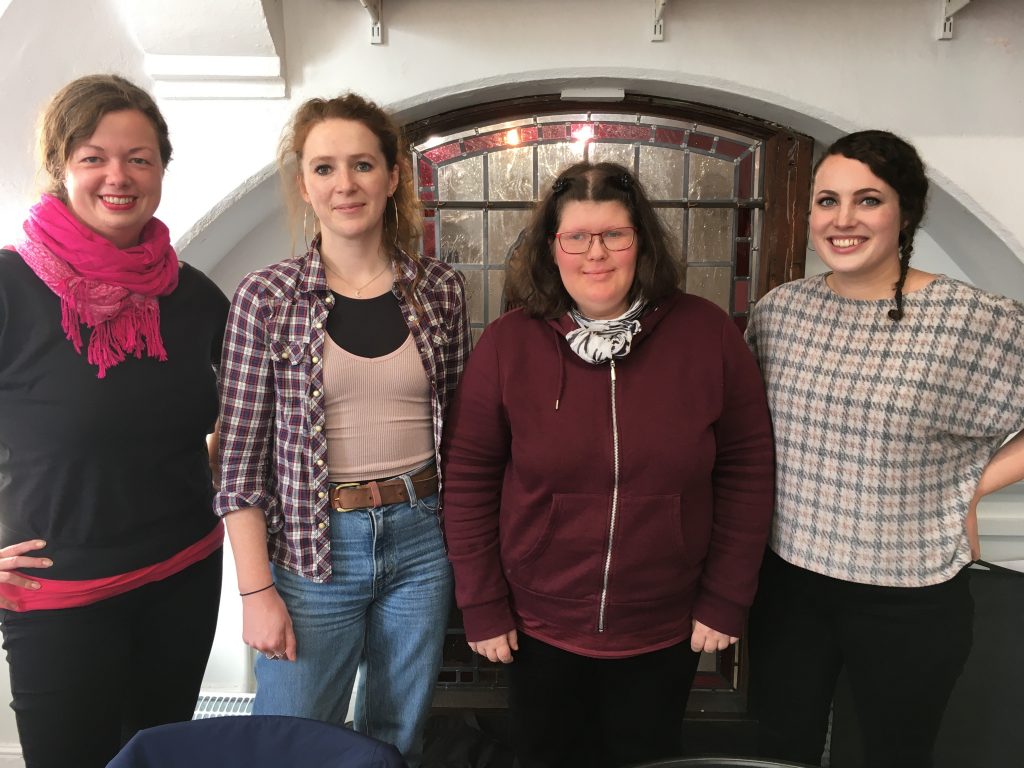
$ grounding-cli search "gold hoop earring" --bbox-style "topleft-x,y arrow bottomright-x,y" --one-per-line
390,196 -> 400,249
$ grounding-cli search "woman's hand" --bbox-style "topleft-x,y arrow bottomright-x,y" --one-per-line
469,630 -> 518,664
242,587 -> 297,661
0,540 -> 53,610
690,619 -> 738,653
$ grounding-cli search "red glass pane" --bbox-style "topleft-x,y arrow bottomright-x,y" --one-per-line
418,157 -> 434,181
716,139 -> 749,159
738,155 -> 753,199
570,123 -> 596,142
687,132 -> 714,151
736,241 -> 750,277
463,133 -> 507,153
737,208 -> 751,239
424,143 -> 462,164
422,220 -> 436,259
655,127 -> 685,146
519,126 -> 539,143
420,189 -> 434,202
541,124 -> 568,140
595,123 -> 652,141
734,279 -> 749,313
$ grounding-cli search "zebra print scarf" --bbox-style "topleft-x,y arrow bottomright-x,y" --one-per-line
565,298 -> 646,364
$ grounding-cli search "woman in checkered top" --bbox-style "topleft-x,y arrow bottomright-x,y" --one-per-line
215,93 -> 470,767
745,130 -> 1024,768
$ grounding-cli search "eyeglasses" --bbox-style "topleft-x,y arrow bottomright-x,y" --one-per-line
553,227 -> 636,255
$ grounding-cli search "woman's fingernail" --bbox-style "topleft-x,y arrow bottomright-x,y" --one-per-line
29,582 -> 40,590
41,559 -> 52,567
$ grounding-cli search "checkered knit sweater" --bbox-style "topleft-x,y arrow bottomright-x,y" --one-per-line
746,274 -> 1024,586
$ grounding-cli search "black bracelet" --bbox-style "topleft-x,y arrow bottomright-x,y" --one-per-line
239,583 -> 275,597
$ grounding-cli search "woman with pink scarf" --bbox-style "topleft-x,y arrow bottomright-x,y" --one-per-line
0,75 -> 228,768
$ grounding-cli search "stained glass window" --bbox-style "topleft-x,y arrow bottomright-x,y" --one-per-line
413,112 -> 762,341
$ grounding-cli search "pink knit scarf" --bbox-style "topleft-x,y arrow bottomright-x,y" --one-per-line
14,194 -> 179,378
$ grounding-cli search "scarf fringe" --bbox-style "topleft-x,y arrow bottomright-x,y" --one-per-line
85,300 -> 167,379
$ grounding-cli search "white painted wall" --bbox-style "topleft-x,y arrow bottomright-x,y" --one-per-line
0,0 -> 1022,760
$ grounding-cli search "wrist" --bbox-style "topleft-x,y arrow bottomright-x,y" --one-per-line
239,583 -> 275,597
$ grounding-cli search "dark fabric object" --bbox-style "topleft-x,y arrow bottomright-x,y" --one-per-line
421,712 -> 515,768
748,551 -> 973,768
507,633 -> 700,768
1,551 -> 221,768
0,251 -> 229,578
830,561 -> 1024,768
106,714 -> 408,767
326,290 -> 408,357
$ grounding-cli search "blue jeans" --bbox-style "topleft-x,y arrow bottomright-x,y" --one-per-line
253,490 -> 452,767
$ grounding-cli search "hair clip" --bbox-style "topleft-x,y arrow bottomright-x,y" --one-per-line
618,173 -> 633,190
552,177 -> 570,194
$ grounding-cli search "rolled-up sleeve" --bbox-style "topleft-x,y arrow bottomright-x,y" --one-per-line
214,274 -> 278,520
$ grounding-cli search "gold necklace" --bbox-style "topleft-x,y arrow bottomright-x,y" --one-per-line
329,262 -> 391,298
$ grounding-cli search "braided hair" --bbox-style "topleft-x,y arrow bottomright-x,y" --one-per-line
814,131 -> 928,321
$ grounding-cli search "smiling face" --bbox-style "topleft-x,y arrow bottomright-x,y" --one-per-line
298,118 -> 399,253
63,109 -> 163,248
553,200 -> 638,319
810,154 -> 904,285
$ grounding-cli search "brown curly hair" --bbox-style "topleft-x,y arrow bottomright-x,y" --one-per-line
505,161 -> 680,318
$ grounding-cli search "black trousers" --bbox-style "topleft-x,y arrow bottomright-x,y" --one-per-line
508,632 -> 701,768
0,549 -> 222,768
747,550 -> 973,768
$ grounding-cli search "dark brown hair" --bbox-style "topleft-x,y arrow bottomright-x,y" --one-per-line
38,74 -> 172,202
815,130 -> 928,321
278,93 -> 422,267
505,161 -> 680,318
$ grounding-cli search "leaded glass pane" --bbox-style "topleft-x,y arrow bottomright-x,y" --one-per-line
689,154 -> 735,200
686,266 -> 731,312
461,268 -> 484,325
589,142 -> 634,170
639,146 -> 684,200
537,143 -> 579,196
687,208 -> 733,263
487,270 -> 506,323
488,209 -> 532,265
438,156 -> 484,201
488,147 -> 534,202
655,208 -> 684,264
440,210 -> 483,264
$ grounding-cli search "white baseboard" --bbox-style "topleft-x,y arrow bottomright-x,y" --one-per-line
0,743 -> 22,767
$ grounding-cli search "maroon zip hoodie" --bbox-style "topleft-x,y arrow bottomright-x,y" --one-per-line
441,290 -> 774,657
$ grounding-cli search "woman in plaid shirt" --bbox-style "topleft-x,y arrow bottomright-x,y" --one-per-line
215,93 -> 470,766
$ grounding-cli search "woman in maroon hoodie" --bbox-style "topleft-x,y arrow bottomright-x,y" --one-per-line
441,161 -> 775,768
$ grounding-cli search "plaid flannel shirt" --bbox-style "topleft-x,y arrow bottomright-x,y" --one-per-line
215,244 -> 470,581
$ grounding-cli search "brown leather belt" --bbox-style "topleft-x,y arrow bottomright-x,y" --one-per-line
329,465 -> 438,512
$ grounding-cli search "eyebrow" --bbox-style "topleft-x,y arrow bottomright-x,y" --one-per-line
75,144 -> 156,154
815,187 -> 885,196
306,153 -> 376,164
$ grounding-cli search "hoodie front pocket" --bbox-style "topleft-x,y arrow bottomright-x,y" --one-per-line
510,493 -> 610,600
